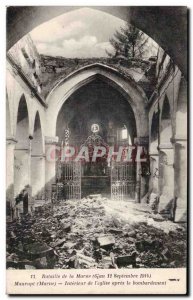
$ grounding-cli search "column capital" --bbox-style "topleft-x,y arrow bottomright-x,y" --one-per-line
6,136 -> 17,145
159,148 -> 174,166
14,148 -> 30,152
149,153 -> 159,157
31,154 -> 45,159
171,136 -> 187,142
158,143 -> 173,150
134,136 -> 149,146
171,137 -> 187,147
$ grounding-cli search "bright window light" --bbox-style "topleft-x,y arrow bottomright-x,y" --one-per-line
121,127 -> 128,139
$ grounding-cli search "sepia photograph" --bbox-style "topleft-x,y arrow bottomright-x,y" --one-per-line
5,5 -> 188,295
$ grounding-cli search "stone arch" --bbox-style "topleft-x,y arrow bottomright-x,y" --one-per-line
15,94 -> 30,146
46,63 -> 148,139
45,63 -> 148,201
56,77 -> 137,146
31,111 -> 45,202
15,95 -> 30,148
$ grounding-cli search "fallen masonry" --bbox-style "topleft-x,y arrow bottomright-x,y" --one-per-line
97,235 -> 115,248
6,196 -> 187,269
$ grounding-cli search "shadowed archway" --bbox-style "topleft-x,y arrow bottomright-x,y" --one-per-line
46,63 -> 148,138
45,63 -> 149,200
14,95 -> 30,214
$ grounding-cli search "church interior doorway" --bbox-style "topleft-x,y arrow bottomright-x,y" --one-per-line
56,78 -> 137,200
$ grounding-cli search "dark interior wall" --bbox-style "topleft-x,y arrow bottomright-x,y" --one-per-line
56,79 -> 137,145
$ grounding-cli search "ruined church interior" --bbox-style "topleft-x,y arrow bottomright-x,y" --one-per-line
6,7 -> 187,269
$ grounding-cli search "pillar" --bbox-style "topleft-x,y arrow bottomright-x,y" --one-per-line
6,137 -> 17,218
149,153 -> 159,194
134,136 -> 149,202
31,155 -> 45,202
173,139 -> 187,222
14,145 -> 32,214
158,144 -> 175,218
148,152 -> 159,207
45,136 -> 59,200
173,77 -> 187,222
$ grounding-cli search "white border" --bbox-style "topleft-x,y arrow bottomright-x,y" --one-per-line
0,1 -> 192,299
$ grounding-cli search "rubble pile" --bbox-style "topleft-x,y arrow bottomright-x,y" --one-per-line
6,196 -> 186,269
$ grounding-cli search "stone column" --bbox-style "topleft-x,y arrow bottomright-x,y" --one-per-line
149,153 -> 159,193
135,162 -> 141,203
31,155 -> 45,203
158,144 -> 175,217
134,136 -> 149,202
45,136 -> 59,200
148,152 -> 159,206
173,77 -> 187,222
14,146 -> 32,214
173,139 -> 187,222
6,136 -> 17,218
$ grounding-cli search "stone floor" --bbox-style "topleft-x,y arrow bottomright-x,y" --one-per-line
6,196 -> 187,269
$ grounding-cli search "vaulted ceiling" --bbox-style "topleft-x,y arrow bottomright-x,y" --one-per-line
7,6 -> 188,77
